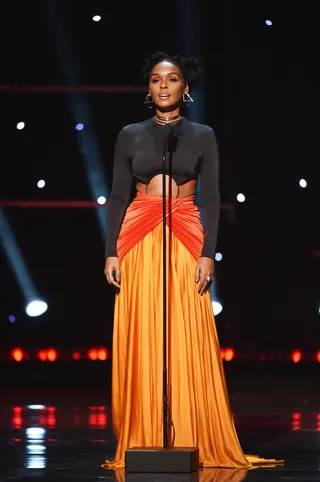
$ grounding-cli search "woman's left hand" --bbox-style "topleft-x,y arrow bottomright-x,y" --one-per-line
195,257 -> 214,296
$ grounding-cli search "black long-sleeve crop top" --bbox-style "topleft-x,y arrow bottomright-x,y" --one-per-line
105,117 -> 220,260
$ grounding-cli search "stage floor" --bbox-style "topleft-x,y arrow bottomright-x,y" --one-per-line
0,361 -> 319,481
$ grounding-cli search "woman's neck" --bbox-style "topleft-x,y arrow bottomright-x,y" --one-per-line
154,108 -> 182,124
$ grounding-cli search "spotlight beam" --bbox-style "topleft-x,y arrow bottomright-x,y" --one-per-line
45,0 -> 115,240
0,208 -> 38,301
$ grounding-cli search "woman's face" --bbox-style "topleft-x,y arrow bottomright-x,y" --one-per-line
149,61 -> 188,112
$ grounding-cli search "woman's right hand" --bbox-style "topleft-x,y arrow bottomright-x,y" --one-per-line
104,257 -> 121,288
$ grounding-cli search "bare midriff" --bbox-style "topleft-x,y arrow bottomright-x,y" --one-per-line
136,174 -> 197,199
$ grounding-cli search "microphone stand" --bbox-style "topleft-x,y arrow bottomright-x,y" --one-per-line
161,126 -> 171,449
125,123 -> 199,473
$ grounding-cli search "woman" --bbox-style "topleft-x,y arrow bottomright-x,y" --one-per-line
102,52 -> 283,470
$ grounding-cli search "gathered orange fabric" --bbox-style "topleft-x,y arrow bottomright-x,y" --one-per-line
102,194 -> 284,470
116,191 -> 204,264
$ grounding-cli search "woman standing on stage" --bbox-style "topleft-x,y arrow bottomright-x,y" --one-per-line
102,52 -> 283,470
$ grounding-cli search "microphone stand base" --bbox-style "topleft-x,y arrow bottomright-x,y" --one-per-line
125,446 -> 199,473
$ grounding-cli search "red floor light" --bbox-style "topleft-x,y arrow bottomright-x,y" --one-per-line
224,348 -> 235,361
88,349 -> 98,360
47,349 -> 57,362
88,406 -> 107,428
40,413 -> 56,428
38,349 -> 47,361
12,407 -> 23,429
11,348 -> 24,362
3,347 -> 320,363
291,350 -> 302,363
37,349 -> 58,362
87,348 -> 108,360
12,415 -> 22,429
291,412 -> 301,431
97,348 -> 107,361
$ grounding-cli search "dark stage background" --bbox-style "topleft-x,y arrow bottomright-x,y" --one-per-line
0,0 -> 319,362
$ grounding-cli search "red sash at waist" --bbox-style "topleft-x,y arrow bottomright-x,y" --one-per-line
117,192 -> 204,264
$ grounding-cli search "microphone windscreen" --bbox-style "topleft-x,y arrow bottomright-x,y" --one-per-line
163,124 -> 174,136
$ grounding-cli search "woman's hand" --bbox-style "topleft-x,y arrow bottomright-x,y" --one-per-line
195,257 -> 214,296
104,257 -> 121,288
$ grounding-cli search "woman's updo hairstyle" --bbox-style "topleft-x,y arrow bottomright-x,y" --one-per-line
142,51 -> 204,84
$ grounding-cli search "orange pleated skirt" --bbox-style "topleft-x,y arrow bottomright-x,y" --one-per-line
102,192 -> 283,470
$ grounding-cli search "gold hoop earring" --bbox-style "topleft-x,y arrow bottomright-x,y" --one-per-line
144,93 -> 153,109
183,92 -> 194,107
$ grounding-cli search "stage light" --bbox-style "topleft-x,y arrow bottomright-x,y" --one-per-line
88,348 -> 98,360
98,348 -> 107,361
12,407 -> 22,429
16,121 -> 25,130
215,252 -> 223,262
291,412 -> 301,431
76,123 -> 84,131
299,179 -> 307,188
1,209 -> 41,317
26,457 -> 46,469
12,348 -> 24,362
9,315 -> 16,323
291,349 -> 302,363
25,300 -> 48,317
26,427 -> 46,439
87,348 -> 108,361
92,15 -> 101,22
88,406 -> 107,428
38,350 -> 47,361
37,180 -> 45,189
47,349 -> 57,362
316,351 -> 320,362
236,193 -> 245,203
224,348 -> 235,361
27,445 -> 46,455
212,301 -> 223,316
97,196 -> 107,205
28,405 -> 46,410
265,20 -> 272,26
72,351 -> 81,360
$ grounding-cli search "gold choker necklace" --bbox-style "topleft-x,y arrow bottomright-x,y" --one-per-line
154,113 -> 181,123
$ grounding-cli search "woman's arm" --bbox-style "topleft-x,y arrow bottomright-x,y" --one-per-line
199,128 -> 220,260
105,126 -> 134,258
195,127 -> 220,295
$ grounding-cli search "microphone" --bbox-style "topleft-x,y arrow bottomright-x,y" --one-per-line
163,124 -> 174,137
162,125 -> 173,164
163,122 -> 182,141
